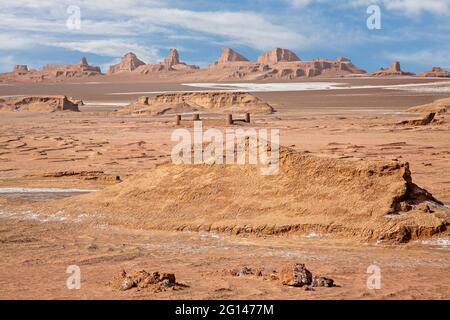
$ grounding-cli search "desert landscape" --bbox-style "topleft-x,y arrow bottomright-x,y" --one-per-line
0,45 -> 449,300
1,0 -> 450,303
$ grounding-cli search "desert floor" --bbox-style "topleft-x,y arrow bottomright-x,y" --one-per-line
0,78 -> 449,299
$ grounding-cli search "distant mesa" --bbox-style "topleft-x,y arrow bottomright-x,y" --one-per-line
109,52 -> 146,74
257,48 -> 301,65
372,61 -> 415,76
215,48 -> 249,64
0,95 -> 82,113
163,48 -> 180,68
418,67 -> 450,78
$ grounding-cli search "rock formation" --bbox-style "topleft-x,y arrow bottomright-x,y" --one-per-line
418,67 -> 450,78
407,98 -> 450,114
205,55 -> 366,80
54,145 -> 449,243
42,57 -> 102,78
13,65 -> 29,74
215,48 -> 249,64
132,49 -> 199,74
372,61 -> 415,76
108,52 -> 145,74
257,48 -> 301,64
0,95 -> 82,112
118,91 -> 274,115
163,48 -> 180,68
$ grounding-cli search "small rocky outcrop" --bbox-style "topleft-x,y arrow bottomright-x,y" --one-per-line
109,269 -> 185,292
216,48 -> 249,64
118,91 -> 274,115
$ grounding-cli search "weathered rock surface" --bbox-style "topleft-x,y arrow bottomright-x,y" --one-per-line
398,112 -> 436,126
109,269 -> 182,292
372,61 -> 415,76
215,48 -> 249,64
118,91 -> 274,115
109,52 -> 145,74
0,95 -> 81,112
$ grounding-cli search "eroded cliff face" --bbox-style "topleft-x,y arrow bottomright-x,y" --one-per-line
118,91 -> 274,115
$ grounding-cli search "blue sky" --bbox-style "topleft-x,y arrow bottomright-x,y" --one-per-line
0,0 -> 449,73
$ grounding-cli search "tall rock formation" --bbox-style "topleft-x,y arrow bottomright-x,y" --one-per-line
257,48 -> 301,64
109,52 -> 145,74
216,48 -> 249,64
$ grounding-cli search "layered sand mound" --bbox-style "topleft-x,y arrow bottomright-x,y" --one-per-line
0,95 -> 81,112
117,92 -> 274,115
53,147 -> 449,243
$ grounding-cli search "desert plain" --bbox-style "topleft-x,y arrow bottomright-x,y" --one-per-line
0,73 -> 450,299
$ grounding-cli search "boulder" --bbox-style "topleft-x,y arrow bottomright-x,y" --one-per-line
372,61 -> 415,76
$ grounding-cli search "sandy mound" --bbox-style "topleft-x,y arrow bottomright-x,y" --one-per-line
53,146 -> 449,243
407,98 -> 450,114
418,67 -> 450,78
117,92 -> 274,115
0,95 -> 81,112
372,61 -> 415,77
